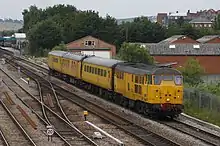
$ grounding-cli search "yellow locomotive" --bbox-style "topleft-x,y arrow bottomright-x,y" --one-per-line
48,51 -> 184,118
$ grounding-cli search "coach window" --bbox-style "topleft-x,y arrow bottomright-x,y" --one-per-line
132,75 -> 134,82
84,65 -> 86,71
95,68 -> 97,74
98,68 -> 100,75
135,76 -> 138,83
87,66 -> 89,72
92,67 -> 95,74
101,69 -> 103,76
104,70 -> 107,77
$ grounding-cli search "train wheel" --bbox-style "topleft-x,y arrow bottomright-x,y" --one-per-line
134,101 -> 142,114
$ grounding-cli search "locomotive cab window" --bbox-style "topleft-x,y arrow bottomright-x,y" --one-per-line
163,75 -> 173,81
147,75 -> 152,84
153,75 -> 162,85
174,75 -> 183,85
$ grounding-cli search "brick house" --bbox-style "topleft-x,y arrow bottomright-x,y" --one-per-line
197,35 -> 220,44
66,35 -> 116,59
158,35 -> 199,44
137,43 -> 220,83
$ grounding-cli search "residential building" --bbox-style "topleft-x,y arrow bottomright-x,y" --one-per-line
197,35 -> 220,44
189,17 -> 213,28
157,13 -> 168,26
187,9 -> 220,21
66,35 -> 116,59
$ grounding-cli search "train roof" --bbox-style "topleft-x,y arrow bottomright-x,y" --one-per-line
83,56 -> 124,67
115,62 -> 181,75
63,52 -> 87,61
48,51 -> 67,57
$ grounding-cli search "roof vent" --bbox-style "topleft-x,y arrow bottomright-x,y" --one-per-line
193,45 -> 200,49
169,45 -> 175,48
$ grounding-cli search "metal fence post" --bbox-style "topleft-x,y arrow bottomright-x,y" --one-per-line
199,92 -> 202,109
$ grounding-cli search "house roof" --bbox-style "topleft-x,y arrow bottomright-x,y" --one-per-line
189,17 -> 212,24
196,35 -> 220,43
154,56 -> 220,74
66,35 -> 114,47
137,43 -> 220,55
158,35 -> 187,44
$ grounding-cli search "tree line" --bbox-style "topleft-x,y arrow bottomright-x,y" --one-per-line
21,4 -> 220,56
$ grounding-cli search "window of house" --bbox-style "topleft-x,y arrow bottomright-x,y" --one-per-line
204,24 -> 207,27
208,24 -> 211,27
84,40 -> 95,46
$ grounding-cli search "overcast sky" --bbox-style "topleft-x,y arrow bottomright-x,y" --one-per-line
1,0 -> 220,20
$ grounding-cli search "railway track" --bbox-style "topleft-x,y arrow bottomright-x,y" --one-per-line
9,52 -> 181,146
160,119 -> 220,146
0,99 -> 36,146
0,127 -> 9,146
4,49 -> 220,146
1,62 -> 98,146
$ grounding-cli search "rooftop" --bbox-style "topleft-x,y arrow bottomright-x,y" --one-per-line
197,35 -> 220,43
189,17 -> 212,24
158,35 -> 187,44
135,43 -> 220,55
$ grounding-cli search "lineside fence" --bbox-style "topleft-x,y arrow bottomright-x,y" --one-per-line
184,88 -> 220,112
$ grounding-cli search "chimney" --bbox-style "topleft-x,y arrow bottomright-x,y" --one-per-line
187,10 -> 190,14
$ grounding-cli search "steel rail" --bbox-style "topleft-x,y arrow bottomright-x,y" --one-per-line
0,127 -> 10,146
12,54 -> 180,146
0,100 -> 37,146
1,63 -> 98,146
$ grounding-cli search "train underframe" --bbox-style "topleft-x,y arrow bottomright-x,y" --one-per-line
49,69 -> 183,119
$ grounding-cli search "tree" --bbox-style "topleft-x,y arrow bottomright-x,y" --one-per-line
117,42 -> 154,64
178,57 -> 204,86
119,17 -> 166,43
214,14 -> 220,30
176,16 -> 185,27
52,42 -> 68,51
27,19 -> 63,56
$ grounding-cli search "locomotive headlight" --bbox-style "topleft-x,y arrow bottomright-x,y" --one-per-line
166,98 -> 170,102
156,96 -> 159,98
